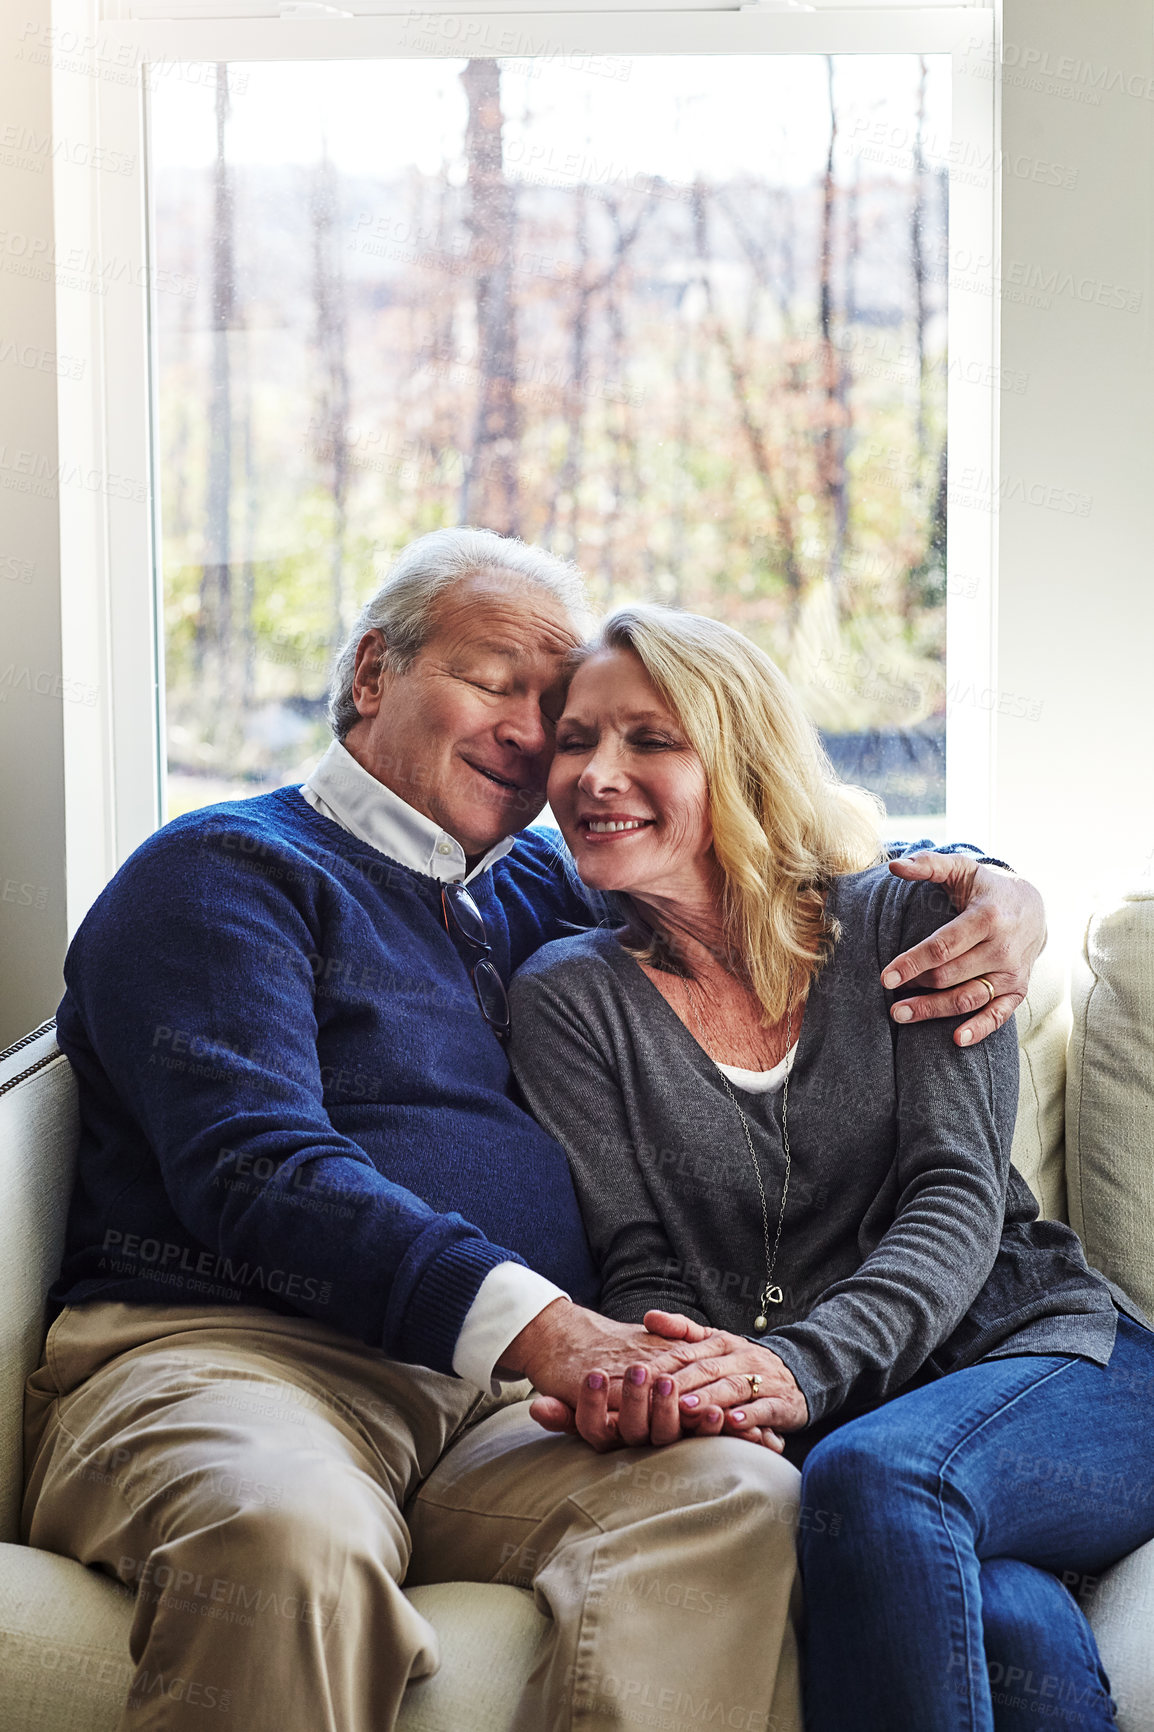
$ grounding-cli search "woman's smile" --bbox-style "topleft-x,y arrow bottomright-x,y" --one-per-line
577,813 -> 656,841
548,646 -> 715,902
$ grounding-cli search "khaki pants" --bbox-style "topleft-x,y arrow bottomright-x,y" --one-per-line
22,1301 -> 802,1732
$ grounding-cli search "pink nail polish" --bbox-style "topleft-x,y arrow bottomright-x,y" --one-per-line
655,1378 -> 673,1396
731,1411 -> 746,1424
626,1365 -> 647,1386
680,1393 -> 700,1408
587,1372 -> 605,1391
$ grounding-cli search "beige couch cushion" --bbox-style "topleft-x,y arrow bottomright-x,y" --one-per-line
0,1543 -> 548,1732
0,1543 -> 136,1732
398,1584 -> 550,1730
1011,937 -> 1071,1222
1067,888 -> 1154,1314
1085,1538 -> 1154,1732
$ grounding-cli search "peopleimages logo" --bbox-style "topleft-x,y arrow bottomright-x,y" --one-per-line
98,1230 -> 333,1305
0,446 -> 145,502
0,228 -> 197,299
999,43 -> 1154,102
0,123 -> 135,176
963,36 -> 1154,105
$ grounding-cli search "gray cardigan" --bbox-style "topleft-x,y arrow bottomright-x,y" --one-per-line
508,865 -> 1132,1428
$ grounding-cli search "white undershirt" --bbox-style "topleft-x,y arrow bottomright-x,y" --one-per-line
300,740 -> 568,1394
714,1042 -> 798,1095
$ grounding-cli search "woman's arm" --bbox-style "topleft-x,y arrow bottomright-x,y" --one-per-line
756,879 -> 1020,1429
507,957 -> 707,1327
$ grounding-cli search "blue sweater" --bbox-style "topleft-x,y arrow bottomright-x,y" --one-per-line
52,789 -> 600,1375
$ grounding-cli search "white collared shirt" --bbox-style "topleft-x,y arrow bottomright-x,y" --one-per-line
302,738 -> 516,885
300,739 -> 568,1391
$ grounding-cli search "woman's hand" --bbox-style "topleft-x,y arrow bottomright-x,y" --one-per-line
525,1306 -> 806,1451
531,1361 -> 789,1452
531,1361 -> 784,1452
644,1309 -> 809,1437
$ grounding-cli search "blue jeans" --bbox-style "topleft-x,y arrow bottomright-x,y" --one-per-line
798,1314 -> 1154,1732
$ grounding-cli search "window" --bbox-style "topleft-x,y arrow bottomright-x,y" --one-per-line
152,51 -> 953,821
76,8 -> 996,901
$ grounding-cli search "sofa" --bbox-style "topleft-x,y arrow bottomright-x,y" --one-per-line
2,882 -> 1153,1731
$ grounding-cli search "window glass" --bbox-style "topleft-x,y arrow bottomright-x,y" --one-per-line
150,54 -> 949,820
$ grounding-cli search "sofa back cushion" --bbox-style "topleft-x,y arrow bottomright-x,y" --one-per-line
1067,886 -> 1154,1316
1010,937 -> 1071,1222
0,1024 -> 78,1545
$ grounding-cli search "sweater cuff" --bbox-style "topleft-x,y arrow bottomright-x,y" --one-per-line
452,1263 -> 569,1393
393,1232 -> 520,1376
758,1331 -> 840,1429
886,838 -> 1014,873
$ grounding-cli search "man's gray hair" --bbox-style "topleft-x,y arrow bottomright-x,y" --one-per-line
327,526 -> 589,740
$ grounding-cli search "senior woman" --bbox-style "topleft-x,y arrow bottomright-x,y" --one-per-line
506,604 -> 1154,1732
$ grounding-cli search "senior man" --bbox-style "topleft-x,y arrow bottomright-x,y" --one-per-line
23,528 -> 1043,1732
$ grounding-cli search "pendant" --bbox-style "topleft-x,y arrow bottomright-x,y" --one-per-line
753,1315 -> 768,1333
765,1284 -> 784,1304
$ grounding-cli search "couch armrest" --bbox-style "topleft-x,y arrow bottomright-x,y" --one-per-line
0,1024 -> 78,1545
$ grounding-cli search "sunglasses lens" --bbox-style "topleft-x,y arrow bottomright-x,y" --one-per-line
444,884 -> 488,948
473,960 -> 511,1035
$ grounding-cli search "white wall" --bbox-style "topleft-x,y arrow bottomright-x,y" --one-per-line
995,0 -> 1154,938
0,0 -> 70,1048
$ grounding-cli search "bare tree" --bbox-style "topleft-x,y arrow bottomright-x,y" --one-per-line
423,170 -> 464,521
238,326 -> 257,709
544,184 -> 590,555
716,181 -> 809,552
201,63 -> 235,702
668,311 -> 693,608
542,184 -> 654,570
911,55 -> 929,484
459,59 -> 519,534
311,149 -> 351,651
818,55 -> 849,596
844,155 -> 862,326
597,192 -> 653,596
692,180 -> 805,615
168,291 -> 195,548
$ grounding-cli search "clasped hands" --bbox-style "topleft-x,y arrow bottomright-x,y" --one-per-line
501,1299 -> 808,1453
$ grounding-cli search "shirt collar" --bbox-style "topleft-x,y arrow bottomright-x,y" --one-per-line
302,740 -> 516,885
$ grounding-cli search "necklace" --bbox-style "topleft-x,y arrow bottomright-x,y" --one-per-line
683,970 -> 794,1333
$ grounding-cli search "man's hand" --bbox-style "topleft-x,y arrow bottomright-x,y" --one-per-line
882,853 -> 1046,1047
501,1298 -> 745,1452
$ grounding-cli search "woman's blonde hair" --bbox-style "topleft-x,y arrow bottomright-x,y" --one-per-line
585,604 -> 885,1023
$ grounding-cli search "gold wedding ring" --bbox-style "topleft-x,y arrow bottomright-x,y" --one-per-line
747,1374 -> 762,1398
976,976 -> 996,1006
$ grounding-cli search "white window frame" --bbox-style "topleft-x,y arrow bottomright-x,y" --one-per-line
66,4 -> 999,917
